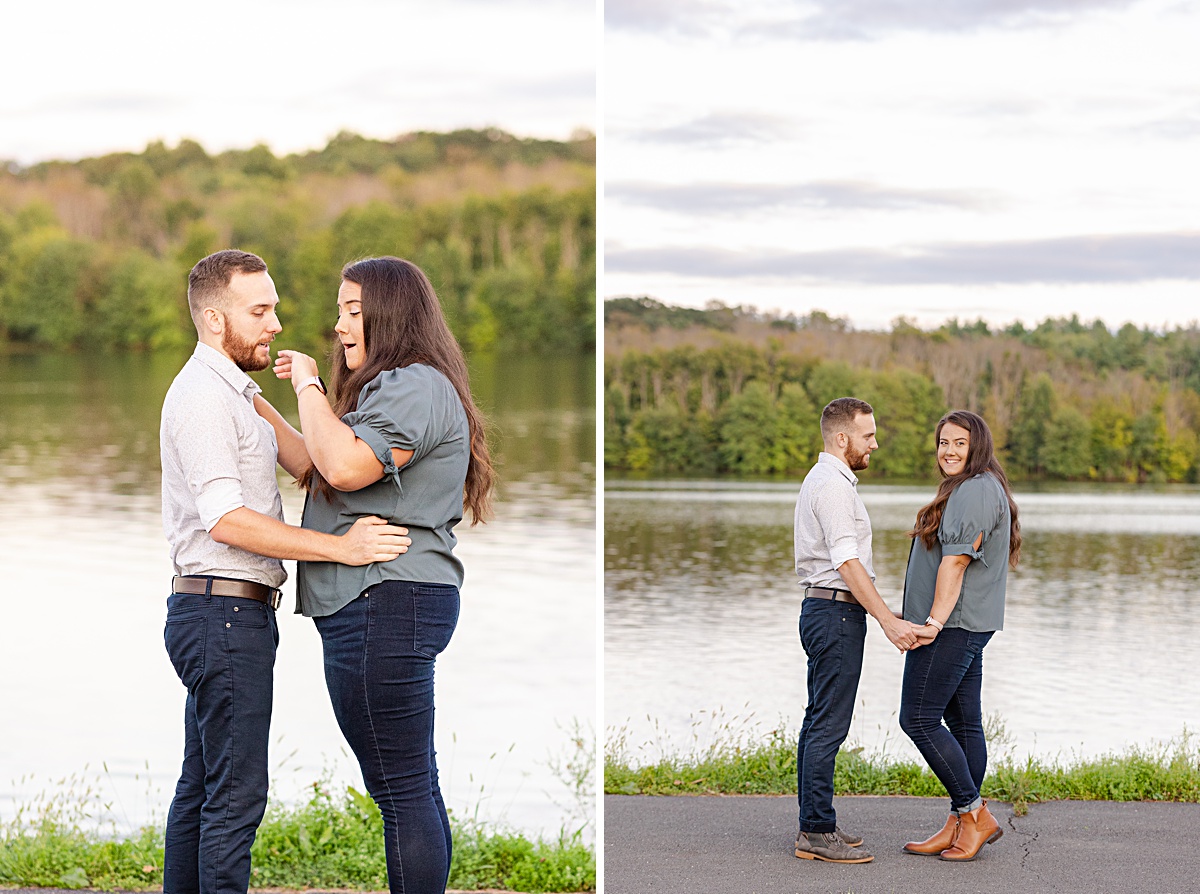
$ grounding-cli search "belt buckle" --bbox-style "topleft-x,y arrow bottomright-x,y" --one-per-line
268,588 -> 282,610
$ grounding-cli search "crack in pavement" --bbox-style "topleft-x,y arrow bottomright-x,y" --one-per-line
1007,812 -> 1045,888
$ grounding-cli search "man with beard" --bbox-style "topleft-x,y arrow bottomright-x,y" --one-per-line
159,249 -> 410,894
792,397 -> 923,865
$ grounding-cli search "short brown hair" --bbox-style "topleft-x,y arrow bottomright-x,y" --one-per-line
187,249 -> 267,323
820,397 -> 873,441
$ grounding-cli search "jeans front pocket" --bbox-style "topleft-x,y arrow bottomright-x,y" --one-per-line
164,596 -> 208,691
226,599 -> 269,629
412,584 -> 460,658
840,605 -> 867,636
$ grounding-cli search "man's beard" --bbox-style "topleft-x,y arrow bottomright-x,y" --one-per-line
222,324 -> 270,372
845,444 -> 869,471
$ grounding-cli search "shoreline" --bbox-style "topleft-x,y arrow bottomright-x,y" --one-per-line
605,725 -> 1200,812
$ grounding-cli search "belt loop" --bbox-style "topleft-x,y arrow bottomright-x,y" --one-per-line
204,576 -> 213,599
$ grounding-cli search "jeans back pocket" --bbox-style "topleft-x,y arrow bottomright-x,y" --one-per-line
164,598 -> 208,691
412,584 -> 460,658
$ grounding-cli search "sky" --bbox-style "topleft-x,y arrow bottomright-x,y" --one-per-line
604,0 -> 1200,332
0,0 -> 595,165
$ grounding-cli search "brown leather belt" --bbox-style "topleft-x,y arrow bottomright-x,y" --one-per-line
172,575 -> 281,610
804,586 -> 859,606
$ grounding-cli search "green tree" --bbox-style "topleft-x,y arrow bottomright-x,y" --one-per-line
628,403 -> 715,473
776,382 -> 821,472
1041,406 -> 1092,479
1130,406 -> 1168,482
1090,398 -> 1135,481
1,228 -> 93,345
718,381 -> 782,474
858,368 -> 946,478
330,201 -> 419,262
92,249 -> 190,350
604,384 -> 631,468
1008,373 -> 1055,475
803,361 -> 860,410
110,159 -> 164,248
238,143 -> 293,180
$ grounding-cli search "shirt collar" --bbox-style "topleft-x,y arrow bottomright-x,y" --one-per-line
817,451 -> 858,487
192,342 -> 261,401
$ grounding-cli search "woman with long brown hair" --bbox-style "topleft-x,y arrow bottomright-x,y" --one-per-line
898,410 -> 1020,863
256,256 -> 494,893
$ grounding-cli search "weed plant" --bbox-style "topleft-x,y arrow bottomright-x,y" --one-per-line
605,714 -> 1200,816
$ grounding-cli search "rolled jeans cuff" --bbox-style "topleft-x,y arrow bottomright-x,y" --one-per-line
957,795 -> 984,815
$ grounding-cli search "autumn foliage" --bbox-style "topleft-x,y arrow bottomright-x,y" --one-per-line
605,298 -> 1200,482
0,130 -> 595,354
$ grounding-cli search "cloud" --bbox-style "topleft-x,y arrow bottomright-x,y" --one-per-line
607,0 -> 1139,40
605,0 -> 734,35
332,66 -> 594,118
630,112 -> 799,148
5,92 -> 176,117
743,0 -> 1138,41
1137,104 -> 1200,140
606,231 -> 1200,285
607,179 -> 996,214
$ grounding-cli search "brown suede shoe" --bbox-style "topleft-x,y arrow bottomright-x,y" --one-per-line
903,812 -> 958,856
796,824 -> 864,849
835,825 -> 864,847
940,803 -> 1003,861
795,831 -> 874,863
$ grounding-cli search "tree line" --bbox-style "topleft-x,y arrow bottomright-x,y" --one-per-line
605,298 -> 1200,482
0,130 -> 595,354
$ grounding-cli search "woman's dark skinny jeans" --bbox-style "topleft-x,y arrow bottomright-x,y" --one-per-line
899,626 -> 994,812
315,581 -> 460,894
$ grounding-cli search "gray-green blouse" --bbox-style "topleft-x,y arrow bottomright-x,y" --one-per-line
296,363 -> 470,617
902,472 -> 1010,632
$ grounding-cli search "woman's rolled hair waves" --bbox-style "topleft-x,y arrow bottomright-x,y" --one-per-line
910,410 -> 1021,566
305,256 -> 495,524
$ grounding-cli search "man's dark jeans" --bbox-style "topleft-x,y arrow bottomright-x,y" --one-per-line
314,581 -> 459,894
797,597 -> 866,833
900,626 -> 994,812
163,592 -> 277,894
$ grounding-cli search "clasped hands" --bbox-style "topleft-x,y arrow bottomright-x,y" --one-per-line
885,613 -> 938,653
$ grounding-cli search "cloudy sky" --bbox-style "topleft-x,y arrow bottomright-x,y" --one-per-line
1,0 -> 594,165
604,0 -> 1200,332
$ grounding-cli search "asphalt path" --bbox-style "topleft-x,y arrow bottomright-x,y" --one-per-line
604,794 -> 1200,893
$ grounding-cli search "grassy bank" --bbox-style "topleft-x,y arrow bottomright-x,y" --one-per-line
0,779 -> 595,892
605,721 -> 1200,816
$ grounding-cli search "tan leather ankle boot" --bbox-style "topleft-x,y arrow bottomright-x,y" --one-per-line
902,812 -> 958,855
940,802 -> 1002,861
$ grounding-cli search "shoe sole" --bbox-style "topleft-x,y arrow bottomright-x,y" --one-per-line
902,845 -> 946,856
939,829 -> 1003,862
795,849 -> 874,864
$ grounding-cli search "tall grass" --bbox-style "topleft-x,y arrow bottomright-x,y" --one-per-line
1,728 -> 597,893
0,778 -> 595,892
605,714 -> 1200,815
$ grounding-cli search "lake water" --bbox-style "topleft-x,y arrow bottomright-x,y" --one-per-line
0,350 -> 596,841
604,479 -> 1200,766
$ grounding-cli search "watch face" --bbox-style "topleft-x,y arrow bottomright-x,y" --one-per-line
316,376 -> 327,394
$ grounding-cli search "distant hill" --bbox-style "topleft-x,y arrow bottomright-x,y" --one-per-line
604,296 -> 1200,482
0,130 -> 596,353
